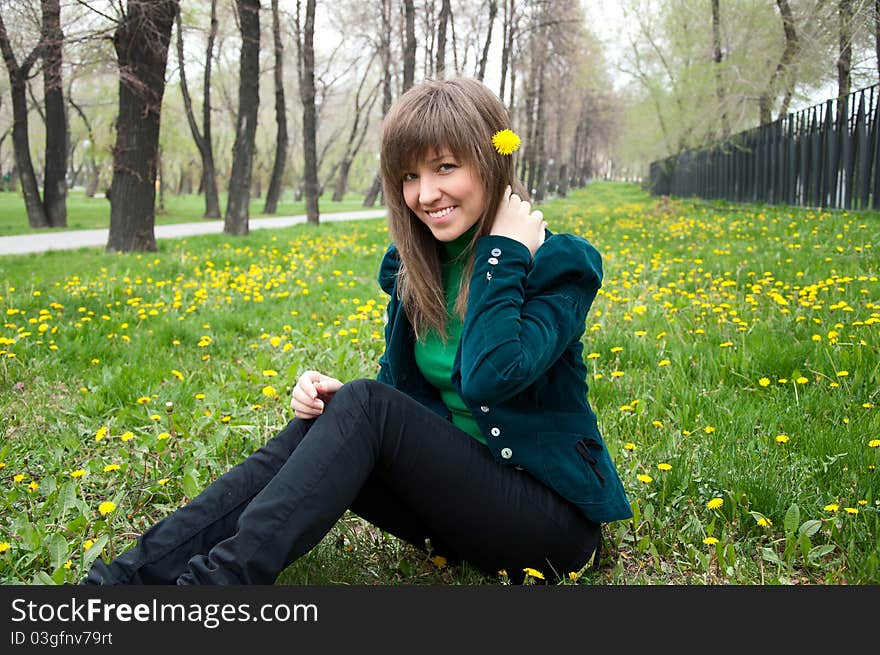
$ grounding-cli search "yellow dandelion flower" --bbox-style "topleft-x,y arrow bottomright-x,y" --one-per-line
796,376 -> 808,384
757,517 -> 772,527
220,415 -> 231,424
868,439 -> 880,448
637,474 -> 653,484
704,426 -> 716,434
150,414 -> 161,421
611,371 -> 625,378
120,431 -> 135,442
0,462 -> 5,469
624,442 -> 636,451
98,501 -> 116,516
431,556 -> 447,569
824,504 -> 839,512
658,359 -> 670,367
568,571 -> 581,581
0,542 -> 10,553
652,420 -> 663,428
70,469 -> 87,479
864,403 -> 875,409
94,426 -> 108,441
63,560 -> 72,570
657,463 -> 672,471
83,539 -> 95,551
492,129 -> 521,155
836,371 -> 849,377
157,432 -> 170,441
103,464 -> 121,472
13,473 -> 25,483
262,385 -> 277,398
194,393 -> 206,400
158,478 -> 170,486
843,507 -> 858,515
759,377 -> 771,387
171,369 -> 184,381
136,396 -> 151,405
775,434 -> 790,443
262,369 -> 278,377
522,567 -> 544,580
27,481 -> 38,492
586,352 -> 600,359
703,537 -> 719,545
707,497 -> 724,510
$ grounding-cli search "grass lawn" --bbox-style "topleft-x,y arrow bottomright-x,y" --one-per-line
0,180 -> 877,585
0,189 -> 373,237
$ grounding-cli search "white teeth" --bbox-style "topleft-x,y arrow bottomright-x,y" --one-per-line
426,206 -> 455,219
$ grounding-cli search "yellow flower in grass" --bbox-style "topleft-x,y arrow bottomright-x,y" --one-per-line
120,431 -> 135,442
0,542 -> 10,553
262,369 -> 278,377
796,376 -> 809,384
759,377 -> 771,387
70,469 -> 87,479
262,385 -> 278,398
703,537 -> 719,545
103,464 -> 121,473
136,396 -> 151,405
157,432 -> 170,441
843,507 -> 858,515
652,420 -> 663,428
868,439 -> 880,448
83,539 -> 95,551
756,517 -> 772,527
637,474 -> 653,484
492,129 -> 521,155
657,463 -> 672,471
94,426 -> 108,441
27,481 -> 38,493
431,556 -> 447,569
824,504 -> 839,512
98,501 -> 116,516
568,571 -> 581,581
704,426 -> 715,434
623,442 -> 636,451
836,371 -> 849,378
523,567 -> 544,580
158,478 -> 170,486
170,369 -> 184,381
775,434 -> 789,444
63,560 -> 72,570
707,497 -> 724,510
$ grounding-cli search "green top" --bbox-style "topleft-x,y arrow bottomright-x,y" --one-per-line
414,226 -> 485,444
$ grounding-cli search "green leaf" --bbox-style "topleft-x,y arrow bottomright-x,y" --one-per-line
762,547 -> 782,565
182,468 -> 201,499
31,571 -> 56,585
58,481 -> 78,518
807,544 -> 835,561
630,500 -> 641,525
19,524 -> 41,551
46,534 -> 69,570
783,503 -> 800,535
799,520 -> 822,538
798,531 -> 812,561
82,535 -> 109,570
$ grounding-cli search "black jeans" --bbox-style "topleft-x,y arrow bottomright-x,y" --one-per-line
82,379 -> 600,585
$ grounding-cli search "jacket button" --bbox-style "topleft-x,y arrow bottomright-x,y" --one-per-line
487,256 -> 499,265
501,448 -> 513,459
490,427 -> 501,437
480,405 -> 490,413
491,247 -> 502,257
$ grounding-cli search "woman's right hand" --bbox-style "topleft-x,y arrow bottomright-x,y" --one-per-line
290,370 -> 344,419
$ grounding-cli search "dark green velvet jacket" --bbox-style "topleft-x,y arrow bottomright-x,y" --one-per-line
376,231 -> 633,524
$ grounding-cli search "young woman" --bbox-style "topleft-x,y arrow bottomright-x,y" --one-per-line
82,77 -> 632,586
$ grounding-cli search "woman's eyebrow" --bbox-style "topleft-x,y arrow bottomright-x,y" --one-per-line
427,151 -> 454,163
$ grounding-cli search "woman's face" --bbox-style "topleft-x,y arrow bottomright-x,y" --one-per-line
402,148 -> 486,242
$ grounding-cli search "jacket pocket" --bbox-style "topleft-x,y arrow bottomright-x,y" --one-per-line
536,432 -> 605,506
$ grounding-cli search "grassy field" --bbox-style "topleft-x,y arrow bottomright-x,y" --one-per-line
0,180 -> 877,585
0,189 -> 370,236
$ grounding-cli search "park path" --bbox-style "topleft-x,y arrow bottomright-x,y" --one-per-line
0,208 -> 388,256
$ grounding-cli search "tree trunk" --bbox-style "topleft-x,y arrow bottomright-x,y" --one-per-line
837,0 -> 853,101
299,0 -> 320,224
711,0 -> 730,139
435,0 -> 450,77
477,0 -> 497,82
176,1 -> 220,218
364,0 -> 392,208
107,0 -> 178,252
403,0 -> 416,92
264,0 -> 288,215
224,0 -> 260,235
332,64 -> 379,202
759,0 -> 798,125
41,0 -> 66,227
0,12 -> 48,227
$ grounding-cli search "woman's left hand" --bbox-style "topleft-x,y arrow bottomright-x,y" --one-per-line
489,185 -> 546,258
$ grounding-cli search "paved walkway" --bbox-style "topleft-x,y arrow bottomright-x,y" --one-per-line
0,208 -> 388,255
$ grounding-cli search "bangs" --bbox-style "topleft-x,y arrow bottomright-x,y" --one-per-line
382,85 -> 485,179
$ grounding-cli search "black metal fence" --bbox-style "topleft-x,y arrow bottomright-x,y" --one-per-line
648,84 -> 880,211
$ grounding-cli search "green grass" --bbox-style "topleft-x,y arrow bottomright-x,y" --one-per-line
0,180 -> 877,585
0,189 -> 372,236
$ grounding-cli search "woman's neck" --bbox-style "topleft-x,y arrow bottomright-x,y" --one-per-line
441,224 -> 478,261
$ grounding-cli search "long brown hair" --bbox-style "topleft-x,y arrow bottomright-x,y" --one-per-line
380,77 -> 529,341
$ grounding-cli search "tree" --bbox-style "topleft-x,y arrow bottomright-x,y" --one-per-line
296,0 -> 319,225
362,0 -> 391,208
263,0 -> 289,215
106,0 -> 179,253
224,0 -> 260,236
176,0 -> 221,218
402,0 -> 416,92
0,4 -> 49,227
41,0 -> 66,228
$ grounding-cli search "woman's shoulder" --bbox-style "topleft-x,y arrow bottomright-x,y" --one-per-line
378,243 -> 401,295
529,231 -> 603,289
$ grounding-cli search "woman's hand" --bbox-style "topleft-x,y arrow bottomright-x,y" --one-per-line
290,370 -> 344,419
489,185 -> 546,258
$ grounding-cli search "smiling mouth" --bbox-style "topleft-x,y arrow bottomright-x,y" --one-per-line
425,206 -> 456,219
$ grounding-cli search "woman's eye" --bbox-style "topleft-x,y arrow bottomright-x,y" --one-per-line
403,173 -> 418,181
438,163 -> 457,172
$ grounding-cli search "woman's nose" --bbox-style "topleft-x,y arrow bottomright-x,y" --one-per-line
419,175 -> 441,204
